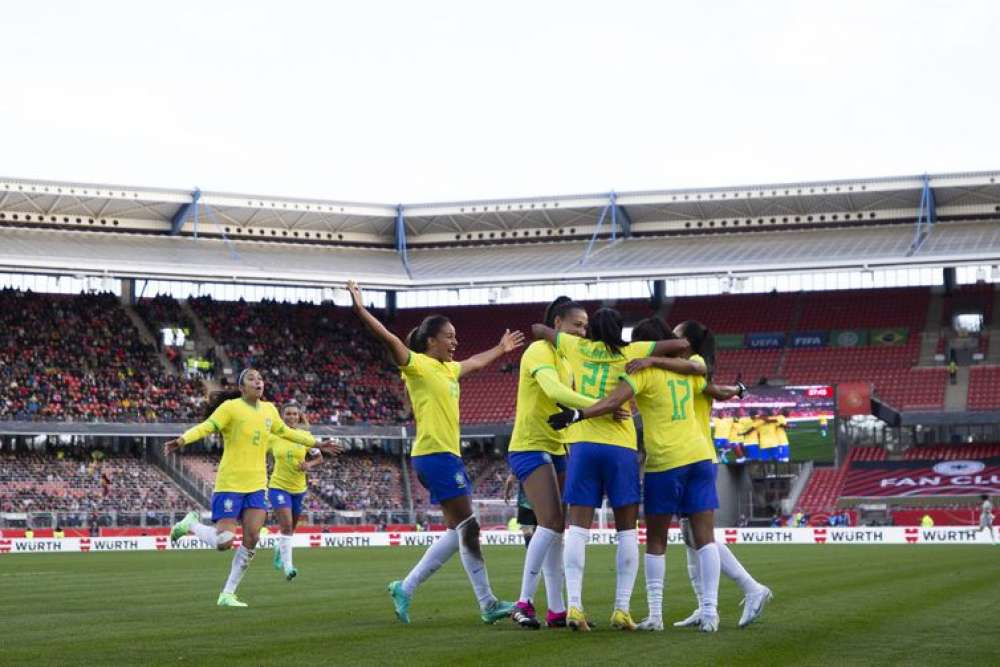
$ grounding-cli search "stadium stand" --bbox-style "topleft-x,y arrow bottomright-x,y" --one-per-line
967,366 -> 1000,410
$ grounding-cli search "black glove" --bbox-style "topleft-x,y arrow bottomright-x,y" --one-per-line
547,404 -> 583,430
736,380 -> 748,399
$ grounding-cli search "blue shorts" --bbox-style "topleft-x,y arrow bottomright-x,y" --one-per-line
508,451 -> 567,483
759,447 -> 778,461
643,459 -> 718,516
412,453 -> 471,505
211,490 -> 267,522
713,438 -> 728,450
779,445 -> 790,462
743,444 -> 760,461
563,442 -> 641,509
268,488 -> 306,517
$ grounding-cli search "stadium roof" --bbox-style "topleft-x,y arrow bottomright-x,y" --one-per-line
1,170 -> 999,289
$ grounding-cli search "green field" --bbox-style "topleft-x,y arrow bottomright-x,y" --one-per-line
1,545 -> 996,666
790,420 -> 833,463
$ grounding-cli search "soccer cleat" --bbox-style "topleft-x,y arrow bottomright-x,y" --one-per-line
272,548 -> 283,572
170,511 -> 199,542
739,586 -> 773,628
216,593 -> 248,608
511,600 -> 541,629
636,616 -> 664,631
673,609 -> 702,627
566,607 -> 591,632
610,608 -> 637,631
699,612 -> 720,633
545,610 -> 567,627
387,580 -> 411,624
284,567 -> 298,582
480,599 -> 516,625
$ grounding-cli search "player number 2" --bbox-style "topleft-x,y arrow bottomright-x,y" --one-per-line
667,378 -> 691,420
580,361 -> 610,398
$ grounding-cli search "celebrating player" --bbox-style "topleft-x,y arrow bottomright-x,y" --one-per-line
267,400 -> 343,581
533,308 -> 688,631
165,369 -> 317,608
347,280 -> 522,625
508,296 -> 601,629
978,494 -> 996,544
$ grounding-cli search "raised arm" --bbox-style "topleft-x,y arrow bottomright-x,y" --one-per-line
531,323 -> 557,345
650,338 -> 691,357
625,355 -> 706,376
164,404 -> 232,455
704,381 -> 747,401
347,280 -> 410,367
459,329 -> 525,377
269,409 -> 317,447
534,367 -> 596,410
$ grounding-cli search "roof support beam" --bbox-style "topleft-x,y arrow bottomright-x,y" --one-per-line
907,175 -> 936,256
170,188 -> 201,236
395,204 -> 412,277
578,191 -> 630,266
615,196 -> 633,238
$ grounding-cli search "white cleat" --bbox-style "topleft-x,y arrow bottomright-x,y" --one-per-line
636,616 -> 664,631
673,609 -> 702,628
699,612 -> 720,633
739,586 -> 773,628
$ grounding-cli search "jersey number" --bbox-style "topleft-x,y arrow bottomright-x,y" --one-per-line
580,362 -> 610,398
667,379 -> 691,420
252,430 -> 262,446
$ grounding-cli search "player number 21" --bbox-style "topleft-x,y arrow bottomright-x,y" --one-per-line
580,361 -> 610,398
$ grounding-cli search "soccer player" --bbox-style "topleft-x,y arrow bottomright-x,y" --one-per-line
819,415 -> 829,438
712,412 -> 733,461
770,409 -> 791,462
347,280 -> 522,625
739,410 -> 762,461
728,410 -> 747,463
532,308 -> 689,632
267,401 -> 344,581
627,320 -> 772,630
165,369 -> 317,607
978,495 -> 996,544
508,296 -> 602,629
758,410 -> 782,462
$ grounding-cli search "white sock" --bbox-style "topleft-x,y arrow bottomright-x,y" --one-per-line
563,525 -> 589,609
697,543 -> 721,616
401,529 -> 459,596
222,545 -> 255,595
686,546 -> 702,606
614,529 -> 639,612
718,542 -> 758,593
644,553 -> 665,620
191,522 -> 219,547
542,531 -> 566,614
456,516 -> 496,610
279,535 -> 294,571
519,526 -> 557,604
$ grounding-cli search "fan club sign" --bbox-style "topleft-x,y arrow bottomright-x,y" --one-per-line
842,458 -> 1000,497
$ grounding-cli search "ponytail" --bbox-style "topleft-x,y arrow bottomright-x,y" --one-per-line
204,389 -> 240,420
543,296 -> 584,328
407,315 -> 451,353
678,320 -> 717,381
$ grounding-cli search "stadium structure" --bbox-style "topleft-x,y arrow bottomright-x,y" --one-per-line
2,170 -> 1000,535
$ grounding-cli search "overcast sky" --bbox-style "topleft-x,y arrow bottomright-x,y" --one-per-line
3,1 -> 998,204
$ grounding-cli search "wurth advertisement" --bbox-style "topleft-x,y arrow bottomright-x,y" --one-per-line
842,458 -> 1000,497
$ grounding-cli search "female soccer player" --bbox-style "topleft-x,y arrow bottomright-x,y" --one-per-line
346,280 -> 523,625
165,369 -> 317,607
268,400 -> 343,581
629,319 -> 771,630
532,308 -> 688,631
508,296 -> 600,629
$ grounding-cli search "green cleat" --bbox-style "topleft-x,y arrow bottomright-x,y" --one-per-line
170,511 -> 199,542
273,547 -> 283,572
216,593 -> 248,608
284,567 -> 298,582
480,599 -> 516,625
387,580 -> 411,624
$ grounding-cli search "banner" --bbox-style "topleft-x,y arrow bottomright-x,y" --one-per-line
745,332 -> 785,349
837,381 -> 871,416
870,327 -> 908,346
1,527 -> 995,554
831,329 -> 869,347
715,333 -> 745,350
842,457 -> 1000,497
790,331 -> 829,348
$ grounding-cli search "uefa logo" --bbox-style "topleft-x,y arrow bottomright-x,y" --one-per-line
932,460 -> 985,476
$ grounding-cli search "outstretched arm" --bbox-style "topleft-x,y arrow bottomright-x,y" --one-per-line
650,338 -> 691,357
534,367 -> 596,410
704,381 -> 747,401
459,329 -> 525,377
531,323 -> 557,345
625,356 -> 706,376
347,280 -> 409,367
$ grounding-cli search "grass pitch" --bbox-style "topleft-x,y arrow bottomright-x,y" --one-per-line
789,421 -> 833,463
1,545 -> 996,666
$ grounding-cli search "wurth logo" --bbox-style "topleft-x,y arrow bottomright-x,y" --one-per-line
637,528 -> 647,546
904,528 -> 919,544
724,529 -> 737,544
80,538 -> 91,553
309,534 -> 321,548
389,533 -> 401,546
813,528 -> 828,544
0,539 -> 11,554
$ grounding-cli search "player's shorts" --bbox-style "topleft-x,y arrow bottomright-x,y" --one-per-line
268,488 -> 306,517
643,459 -> 718,516
760,447 -> 780,462
743,444 -> 760,461
713,438 -> 729,451
508,451 -> 567,483
411,453 -> 471,505
779,445 -> 790,462
211,490 -> 267,522
517,505 -> 538,526
981,516 -> 993,528
563,442 -> 641,509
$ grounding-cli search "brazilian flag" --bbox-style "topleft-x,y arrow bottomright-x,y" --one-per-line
871,327 -> 908,346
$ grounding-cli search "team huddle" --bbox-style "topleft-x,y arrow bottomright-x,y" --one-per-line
163,281 -> 773,631
711,409 -> 794,464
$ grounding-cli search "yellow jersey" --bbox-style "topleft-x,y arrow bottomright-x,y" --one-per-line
819,416 -> 829,427
509,341 -> 574,455
688,354 -> 719,464
776,415 -> 790,445
728,418 -> 744,443
625,367 -> 709,472
735,416 -> 755,444
268,436 -> 312,494
401,352 -> 462,457
181,398 -> 315,493
713,417 -> 733,442
759,420 -> 781,448
556,332 -> 653,449
744,418 -> 765,445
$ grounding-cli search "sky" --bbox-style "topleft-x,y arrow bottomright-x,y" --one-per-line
3,1 -> 999,204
